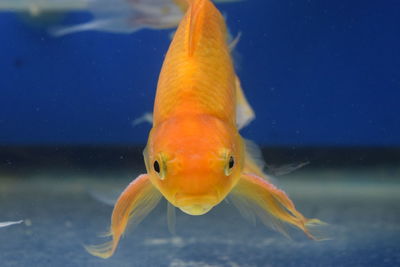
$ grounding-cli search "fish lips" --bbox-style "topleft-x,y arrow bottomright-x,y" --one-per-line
174,192 -> 219,215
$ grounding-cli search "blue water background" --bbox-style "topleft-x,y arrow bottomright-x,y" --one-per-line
0,0 -> 399,146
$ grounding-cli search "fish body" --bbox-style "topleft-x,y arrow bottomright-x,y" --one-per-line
146,0 -> 241,215
88,0 -> 321,259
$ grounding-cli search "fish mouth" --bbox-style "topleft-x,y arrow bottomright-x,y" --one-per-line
179,204 -> 214,215
175,193 -> 219,216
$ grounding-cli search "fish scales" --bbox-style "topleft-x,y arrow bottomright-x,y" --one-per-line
154,0 -> 235,125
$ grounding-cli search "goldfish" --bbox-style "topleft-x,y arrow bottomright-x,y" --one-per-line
87,0 -> 321,258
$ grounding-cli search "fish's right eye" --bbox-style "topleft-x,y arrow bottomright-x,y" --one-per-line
153,160 -> 160,173
153,154 -> 167,180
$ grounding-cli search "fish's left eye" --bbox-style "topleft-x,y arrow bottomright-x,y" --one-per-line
224,155 -> 235,176
228,156 -> 235,169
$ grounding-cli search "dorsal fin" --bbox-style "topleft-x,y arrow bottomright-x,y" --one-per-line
187,0 -> 206,56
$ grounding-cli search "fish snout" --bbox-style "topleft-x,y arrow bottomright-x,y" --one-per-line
174,192 -> 219,216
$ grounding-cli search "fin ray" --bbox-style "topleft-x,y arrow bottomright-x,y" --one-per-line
243,139 -> 269,180
266,161 -> 310,176
230,173 -> 323,239
167,201 -> 177,235
132,112 -> 154,126
86,174 -> 162,258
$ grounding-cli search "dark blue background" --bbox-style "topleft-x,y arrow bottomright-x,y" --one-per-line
1,0 -> 399,146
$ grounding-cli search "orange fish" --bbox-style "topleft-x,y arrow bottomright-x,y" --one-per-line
87,0 -> 321,258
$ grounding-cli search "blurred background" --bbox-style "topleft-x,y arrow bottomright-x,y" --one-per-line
1,0 -> 399,170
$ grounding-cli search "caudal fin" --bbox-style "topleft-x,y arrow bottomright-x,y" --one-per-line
86,174 -> 161,258
230,173 -> 324,239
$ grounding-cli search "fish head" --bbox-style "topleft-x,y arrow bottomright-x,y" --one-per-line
145,115 -> 244,215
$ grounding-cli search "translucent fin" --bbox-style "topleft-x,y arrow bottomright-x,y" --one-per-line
228,195 -> 257,226
86,174 -> 162,258
228,31 -> 242,51
50,19 -> 133,36
87,186 -> 119,206
169,30 -> 177,40
235,76 -> 255,130
50,0 -> 183,36
266,161 -> 310,176
243,139 -> 268,179
167,201 -> 176,235
48,0 -> 241,36
244,139 -> 308,178
0,220 -> 23,228
49,17 -> 146,37
132,112 -> 153,127
222,11 -> 241,51
230,173 -> 324,239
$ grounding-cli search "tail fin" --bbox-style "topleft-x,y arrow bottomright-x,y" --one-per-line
86,174 -> 161,258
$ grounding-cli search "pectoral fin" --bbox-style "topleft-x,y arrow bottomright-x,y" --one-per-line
167,201 -> 177,235
132,112 -> 153,126
230,173 -> 322,239
243,139 -> 309,179
86,174 -> 162,258
243,139 -> 267,179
